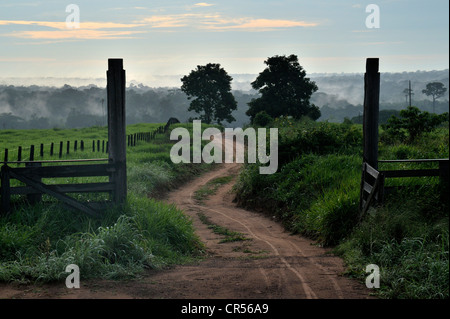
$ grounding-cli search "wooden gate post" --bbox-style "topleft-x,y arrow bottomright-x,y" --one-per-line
1,165 -> 11,215
107,59 -> 127,204
25,162 -> 42,205
363,58 -> 380,170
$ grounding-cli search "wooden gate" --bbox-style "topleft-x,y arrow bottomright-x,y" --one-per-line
0,59 -> 127,217
359,57 -> 449,218
359,162 -> 383,218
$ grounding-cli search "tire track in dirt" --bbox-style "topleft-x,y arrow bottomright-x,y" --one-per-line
187,184 -> 318,299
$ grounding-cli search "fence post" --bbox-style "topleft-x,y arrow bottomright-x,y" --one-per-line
1,165 -> 11,214
50,143 -> 54,156
107,58 -> 127,204
26,162 -> 42,204
30,145 -> 35,162
363,58 -> 380,170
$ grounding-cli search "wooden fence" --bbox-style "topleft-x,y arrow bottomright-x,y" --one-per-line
359,58 -> 449,218
1,124 -> 167,163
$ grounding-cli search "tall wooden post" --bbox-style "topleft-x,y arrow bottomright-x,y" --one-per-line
363,58 -> 380,170
1,165 -> 11,215
107,58 -> 127,204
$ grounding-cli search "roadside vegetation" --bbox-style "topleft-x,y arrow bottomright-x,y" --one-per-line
234,112 -> 449,299
0,123 -> 215,283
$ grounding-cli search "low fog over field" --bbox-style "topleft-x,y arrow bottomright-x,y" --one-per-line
1,70 -> 448,129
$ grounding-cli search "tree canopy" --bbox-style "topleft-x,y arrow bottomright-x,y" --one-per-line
181,63 -> 237,124
246,54 -> 319,122
422,82 -> 447,112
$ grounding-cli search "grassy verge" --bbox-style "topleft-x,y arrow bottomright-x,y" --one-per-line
0,122 -> 216,283
234,116 -> 449,298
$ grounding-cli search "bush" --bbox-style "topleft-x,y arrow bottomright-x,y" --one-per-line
382,106 -> 448,143
253,111 -> 273,127
276,120 -> 362,166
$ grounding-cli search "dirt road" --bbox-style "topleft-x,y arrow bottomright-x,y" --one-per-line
0,162 -> 373,299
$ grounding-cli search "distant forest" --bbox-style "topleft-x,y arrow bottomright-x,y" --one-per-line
1,70 -> 448,129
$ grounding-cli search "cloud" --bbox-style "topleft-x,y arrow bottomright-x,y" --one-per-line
203,18 -> 318,31
138,14 -> 318,31
0,20 -> 144,30
194,3 -> 215,7
6,30 -> 145,40
0,20 -> 145,40
140,15 -> 193,28
0,12 -> 318,41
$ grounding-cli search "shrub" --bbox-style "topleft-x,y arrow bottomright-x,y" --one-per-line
382,106 -> 448,143
253,111 -> 273,127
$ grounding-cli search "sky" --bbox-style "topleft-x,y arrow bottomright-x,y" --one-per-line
0,0 -> 448,87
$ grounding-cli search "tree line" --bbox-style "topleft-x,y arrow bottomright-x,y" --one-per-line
0,84 -> 257,130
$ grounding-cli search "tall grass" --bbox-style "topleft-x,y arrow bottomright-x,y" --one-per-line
336,185 -> 449,298
0,197 -> 201,282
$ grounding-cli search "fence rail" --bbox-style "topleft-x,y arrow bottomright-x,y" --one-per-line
379,158 -> 448,179
359,158 -> 449,216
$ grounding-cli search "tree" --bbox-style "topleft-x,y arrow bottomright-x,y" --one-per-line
246,54 -> 318,122
422,82 -> 447,113
180,63 -> 237,124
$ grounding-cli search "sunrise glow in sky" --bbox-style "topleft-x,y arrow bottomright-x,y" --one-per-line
0,0 -> 448,86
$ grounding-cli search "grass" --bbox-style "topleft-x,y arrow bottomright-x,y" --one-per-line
0,123 -> 164,162
335,185 -> 449,298
193,175 -> 234,204
0,122 -> 216,283
234,117 -> 449,299
0,196 -> 201,282
197,212 -> 249,243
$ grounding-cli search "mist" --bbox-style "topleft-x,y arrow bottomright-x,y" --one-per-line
0,70 -> 448,129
